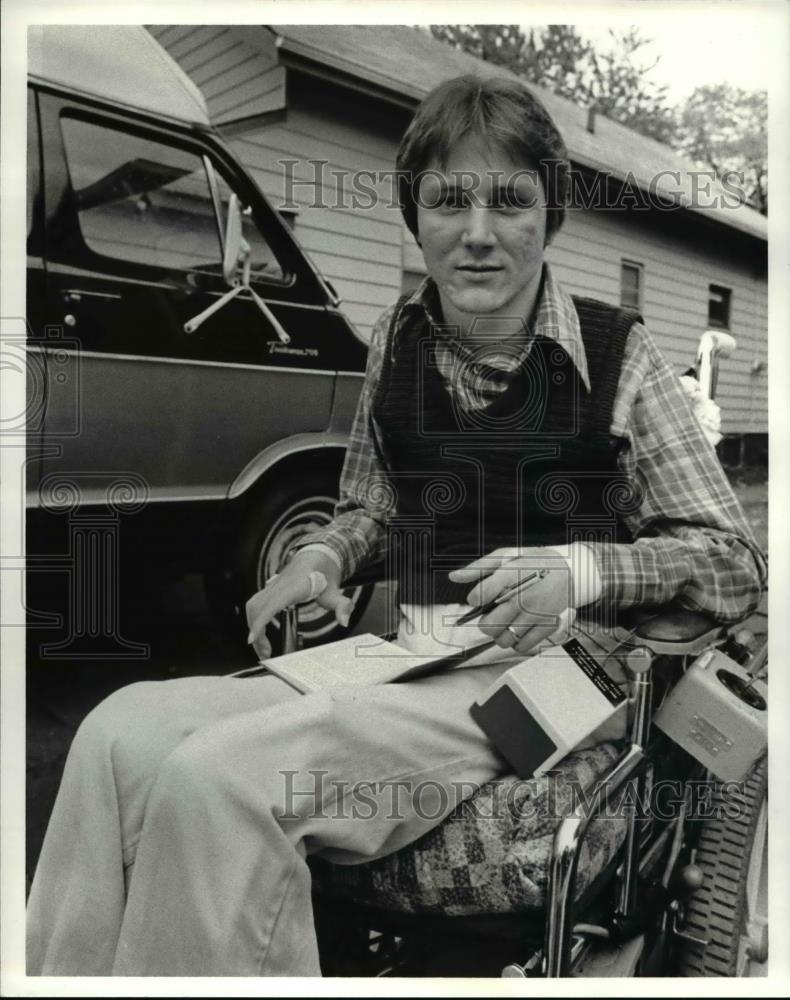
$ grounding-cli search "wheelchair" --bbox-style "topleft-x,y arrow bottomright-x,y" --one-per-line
273,567 -> 768,979
258,329 -> 766,978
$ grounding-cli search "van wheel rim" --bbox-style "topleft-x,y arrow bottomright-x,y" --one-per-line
253,495 -> 362,640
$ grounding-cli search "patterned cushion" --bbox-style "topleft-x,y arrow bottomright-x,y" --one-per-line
311,741 -> 629,916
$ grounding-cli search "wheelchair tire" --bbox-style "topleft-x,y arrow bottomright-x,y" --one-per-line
675,755 -> 767,977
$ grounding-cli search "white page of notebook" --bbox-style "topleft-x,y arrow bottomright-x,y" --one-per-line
262,633 -> 452,693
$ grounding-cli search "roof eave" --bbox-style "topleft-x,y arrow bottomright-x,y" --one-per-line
272,32 -> 767,244
276,47 -> 419,110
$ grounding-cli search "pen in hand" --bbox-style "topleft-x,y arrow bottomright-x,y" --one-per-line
455,568 -> 549,626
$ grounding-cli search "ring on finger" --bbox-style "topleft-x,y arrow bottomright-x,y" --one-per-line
504,624 -> 521,643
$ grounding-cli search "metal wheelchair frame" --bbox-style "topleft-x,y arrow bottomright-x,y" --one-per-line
540,615 -> 721,976
261,328 -> 766,977
277,589 -> 750,978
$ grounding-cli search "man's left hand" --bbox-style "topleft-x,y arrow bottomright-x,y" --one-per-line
448,547 -> 573,655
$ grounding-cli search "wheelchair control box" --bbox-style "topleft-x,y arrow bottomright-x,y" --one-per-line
470,638 -> 627,778
653,647 -> 767,782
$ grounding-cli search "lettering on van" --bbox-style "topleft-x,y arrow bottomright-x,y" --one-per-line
266,341 -> 319,359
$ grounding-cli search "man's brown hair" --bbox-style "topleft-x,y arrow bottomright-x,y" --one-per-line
396,74 -> 570,246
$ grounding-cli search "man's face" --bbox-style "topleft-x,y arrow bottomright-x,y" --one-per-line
416,135 -> 548,325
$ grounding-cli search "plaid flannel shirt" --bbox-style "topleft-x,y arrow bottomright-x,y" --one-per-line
296,265 -> 766,624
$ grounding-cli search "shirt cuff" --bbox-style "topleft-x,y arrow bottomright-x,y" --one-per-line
548,543 -> 603,609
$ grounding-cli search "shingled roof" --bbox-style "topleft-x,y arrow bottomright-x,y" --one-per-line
267,24 -> 766,241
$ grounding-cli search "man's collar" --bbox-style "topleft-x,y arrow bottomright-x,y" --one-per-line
402,264 -> 591,392
533,265 -> 590,391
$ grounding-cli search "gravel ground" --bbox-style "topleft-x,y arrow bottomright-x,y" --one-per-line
24,468 -> 768,888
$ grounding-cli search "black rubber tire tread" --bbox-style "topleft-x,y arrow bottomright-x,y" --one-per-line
676,755 -> 767,977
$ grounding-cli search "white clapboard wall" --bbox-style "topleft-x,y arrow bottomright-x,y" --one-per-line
148,25 -> 766,434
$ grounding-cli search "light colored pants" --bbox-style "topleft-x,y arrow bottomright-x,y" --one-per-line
26,662 -> 517,976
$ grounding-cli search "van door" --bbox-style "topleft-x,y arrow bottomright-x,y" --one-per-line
37,93 -> 352,512
26,86 -> 48,502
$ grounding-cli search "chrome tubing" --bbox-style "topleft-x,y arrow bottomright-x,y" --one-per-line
616,653 -> 654,918
543,744 -> 647,977
628,650 -> 653,749
282,604 -> 300,653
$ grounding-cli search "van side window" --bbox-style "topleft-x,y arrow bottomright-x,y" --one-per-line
61,118 -> 220,271
60,118 -> 285,280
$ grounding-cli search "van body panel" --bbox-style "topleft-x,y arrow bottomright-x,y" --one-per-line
27,87 -> 48,498
30,85 -> 359,511
329,371 -> 367,437
31,348 -> 336,505
28,25 -> 211,128
227,432 -> 351,501
25,27 -> 369,594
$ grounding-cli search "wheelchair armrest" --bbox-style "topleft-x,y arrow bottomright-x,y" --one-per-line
618,606 -> 724,656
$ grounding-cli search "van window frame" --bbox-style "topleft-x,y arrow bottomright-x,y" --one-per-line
28,88 -> 44,248
36,88 -> 328,306
204,155 -> 226,258
56,109 -> 293,289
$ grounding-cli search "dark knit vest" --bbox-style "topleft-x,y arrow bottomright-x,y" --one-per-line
371,295 -> 641,605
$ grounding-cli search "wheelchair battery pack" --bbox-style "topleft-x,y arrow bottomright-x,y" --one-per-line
653,647 -> 766,782
470,639 -> 628,778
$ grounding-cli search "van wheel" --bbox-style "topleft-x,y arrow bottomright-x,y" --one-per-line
215,473 -> 374,656
675,756 -> 768,976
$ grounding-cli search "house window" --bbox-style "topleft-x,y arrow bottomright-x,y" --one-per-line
708,284 -> 732,329
620,261 -> 642,310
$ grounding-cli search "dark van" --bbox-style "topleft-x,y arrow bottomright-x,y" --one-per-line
26,25 -> 372,651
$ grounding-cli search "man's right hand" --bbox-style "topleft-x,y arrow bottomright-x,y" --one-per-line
245,550 -> 355,661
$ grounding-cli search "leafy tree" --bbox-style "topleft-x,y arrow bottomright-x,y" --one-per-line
426,26 -> 767,213
428,24 -> 532,67
427,24 -> 676,143
676,84 -> 767,214
520,25 -> 595,99
582,28 -> 677,145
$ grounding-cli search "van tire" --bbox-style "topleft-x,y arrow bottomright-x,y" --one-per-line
209,472 -> 374,656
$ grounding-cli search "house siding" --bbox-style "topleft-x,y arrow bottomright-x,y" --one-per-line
246,101 -> 405,315
546,209 -> 767,434
148,25 -> 766,435
147,25 -> 286,121
150,24 -> 405,336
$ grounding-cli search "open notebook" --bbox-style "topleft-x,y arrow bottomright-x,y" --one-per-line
243,632 -> 495,694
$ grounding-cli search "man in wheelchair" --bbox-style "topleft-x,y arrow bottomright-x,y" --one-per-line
27,75 -> 767,978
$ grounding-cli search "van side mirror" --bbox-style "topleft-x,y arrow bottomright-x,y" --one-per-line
185,192 -> 291,344
222,193 -> 244,285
